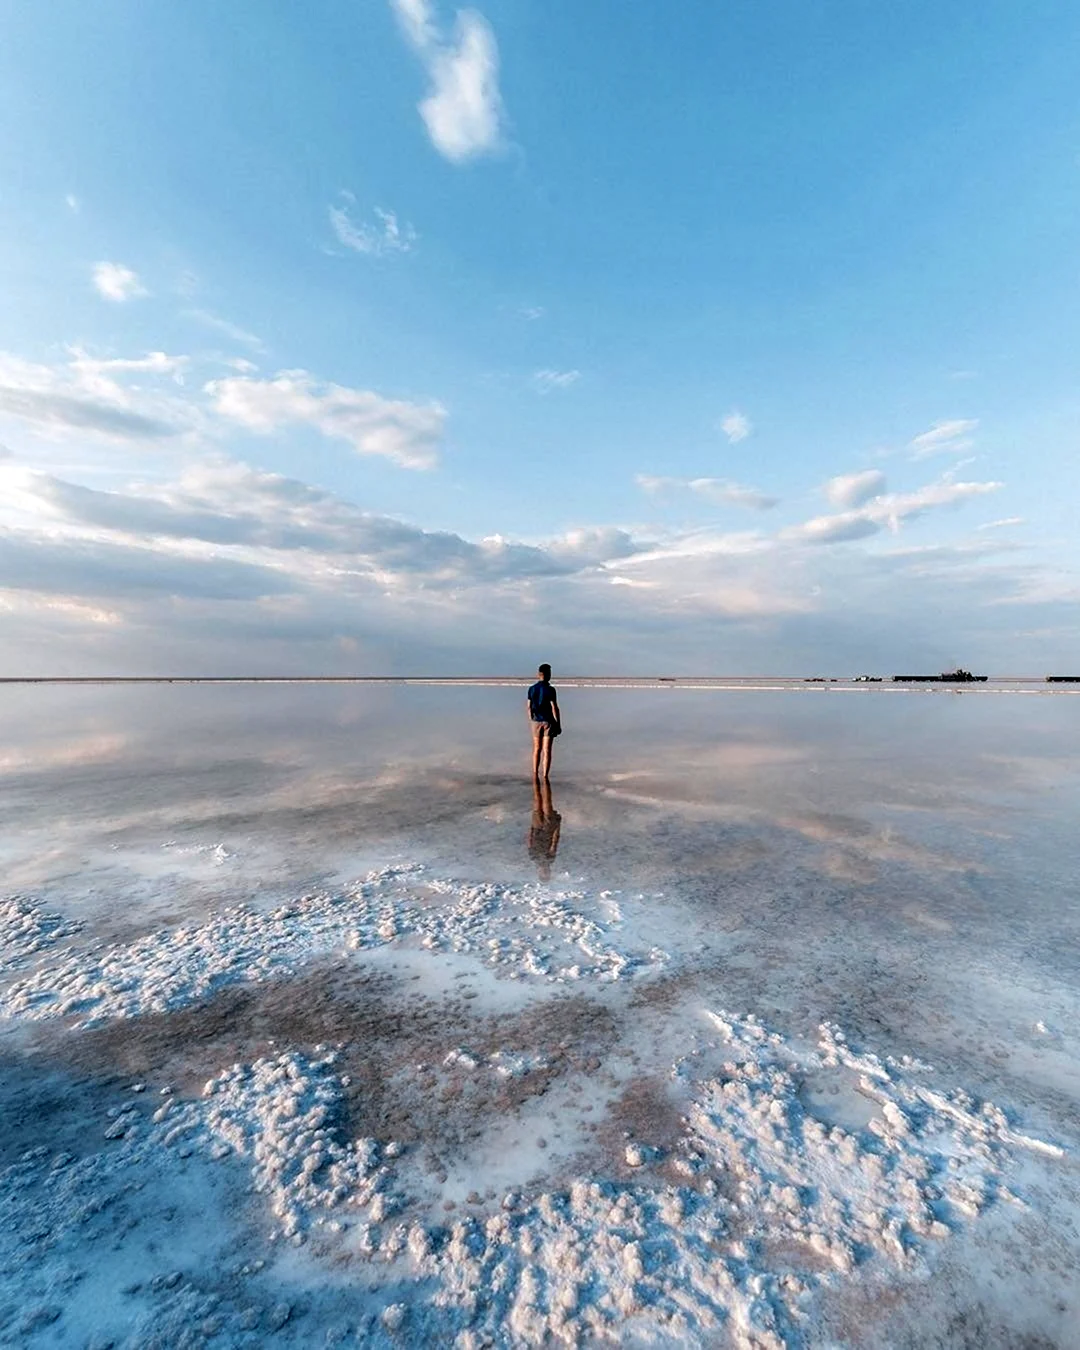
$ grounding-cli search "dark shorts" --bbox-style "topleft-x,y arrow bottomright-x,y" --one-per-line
531,720 -> 555,740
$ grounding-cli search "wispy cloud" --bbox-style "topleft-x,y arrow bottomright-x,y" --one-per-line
67,348 -> 189,393
328,196 -> 417,256
0,351 -> 183,442
206,371 -> 446,469
978,517 -> 1025,531
65,193 -> 80,214
720,410 -> 752,444
783,513 -> 883,546
636,474 -> 779,511
533,369 -> 581,394
824,469 -> 886,509
784,477 -> 1001,545
183,309 -> 265,352
909,418 -> 978,458
92,261 -> 148,303
390,0 -> 506,163
520,306 -> 545,321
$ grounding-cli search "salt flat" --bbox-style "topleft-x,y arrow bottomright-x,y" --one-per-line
1,685 -> 1077,1347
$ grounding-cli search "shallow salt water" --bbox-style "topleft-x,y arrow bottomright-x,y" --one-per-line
1,685 -> 1078,1347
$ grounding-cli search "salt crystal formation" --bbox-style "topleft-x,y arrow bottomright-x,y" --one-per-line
86,1025 -> 1059,1347
0,866 -> 661,1026
0,873 -> 1067,1347
151,1051 -> 401,1243
0,896 -> 83,967
673,1011 -> 1059,1292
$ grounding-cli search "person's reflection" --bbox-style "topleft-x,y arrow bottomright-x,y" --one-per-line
527,780 -> 562,881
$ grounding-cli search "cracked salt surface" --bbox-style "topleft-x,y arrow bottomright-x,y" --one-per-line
0,865 -> 664,1026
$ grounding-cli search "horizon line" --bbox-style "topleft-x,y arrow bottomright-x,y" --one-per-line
1,674 -> 1078,686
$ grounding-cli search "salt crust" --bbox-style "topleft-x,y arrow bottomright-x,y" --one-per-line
0,896 -> 82,967
0,866 -> 664,1027
3,1014 -> 1061,1349
0,878 -> 1066,1345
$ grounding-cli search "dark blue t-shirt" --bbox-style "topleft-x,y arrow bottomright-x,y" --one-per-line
528,680 -> 558,724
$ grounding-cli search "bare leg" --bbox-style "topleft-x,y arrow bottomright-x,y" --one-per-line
539,728 -> 553,781
532,726 -> 543,779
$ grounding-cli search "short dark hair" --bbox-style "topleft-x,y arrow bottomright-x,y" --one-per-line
538,663 -> 551,679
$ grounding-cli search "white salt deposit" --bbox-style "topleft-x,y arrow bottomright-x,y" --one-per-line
0,865 -> 664,1027
161,840 -> 233,866
0,896 -> 83,967
443,1047 -> 549,1079
157,1050 -> 401,1242
0,858 -> 1073,1346
3,1015 -> 1062,1348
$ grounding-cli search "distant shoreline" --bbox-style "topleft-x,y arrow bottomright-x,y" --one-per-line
1,675 -> 1078,693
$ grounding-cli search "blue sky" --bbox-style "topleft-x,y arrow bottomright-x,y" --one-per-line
1,0 -> 1078,673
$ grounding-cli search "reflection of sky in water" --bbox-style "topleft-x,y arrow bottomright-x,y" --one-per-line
3,686 -> 1078,1080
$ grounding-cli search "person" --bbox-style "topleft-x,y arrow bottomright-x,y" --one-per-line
527,779 -> 562,881
526,662 -> 561,781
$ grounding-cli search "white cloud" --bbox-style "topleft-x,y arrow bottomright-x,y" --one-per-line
0,449 -> 1067,675
603,529 -> 804,621
609,529 -> 772,568
206,371 -> 446,469
0,347 -> 448,471
824,469 -> 887,509
183,309 -> 265,352
391,0 -> 506,163
783,512 -> 883,546
636,474 -> 778,511
65,193 -> 80,214
2,460 -> 646,603
92,261 -> 148,303
0,351 -> 185,442
329,200 -> 417,256
393,0 -> 438,48
533,369 -> 580,394
67,348 -> 189,395
909,418 -> 978,458
784,477 -> 1002,546
521,306 -> 545,321
978,517 -> 1025,531
720,410 -> 751,444
545,526 -> 639,567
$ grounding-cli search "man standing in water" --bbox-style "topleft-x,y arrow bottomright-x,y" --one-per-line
527,663 -> 561,781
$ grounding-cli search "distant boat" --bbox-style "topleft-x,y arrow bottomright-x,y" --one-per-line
893,669 -> 987,683
853,676 -> 882,682
1046,676 -> 1080,683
